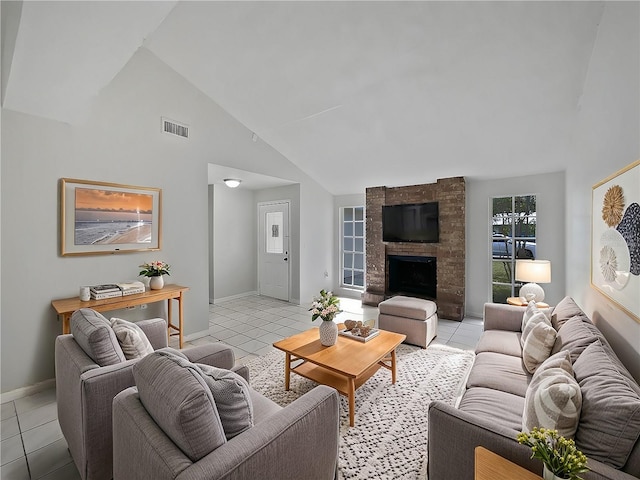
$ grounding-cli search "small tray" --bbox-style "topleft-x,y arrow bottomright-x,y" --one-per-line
338,328 -> 381,342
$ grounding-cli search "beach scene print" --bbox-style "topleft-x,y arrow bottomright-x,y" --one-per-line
74,187 -> 153,245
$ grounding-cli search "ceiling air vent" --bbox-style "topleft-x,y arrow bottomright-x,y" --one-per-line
161,117 -> 189,139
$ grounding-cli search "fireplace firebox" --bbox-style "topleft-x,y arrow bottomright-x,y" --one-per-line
387,255 -> 437,299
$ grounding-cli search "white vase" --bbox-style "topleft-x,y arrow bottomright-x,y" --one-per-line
319,320 -> 338,346
149,275 -> 164,290
543,465 -> 568,480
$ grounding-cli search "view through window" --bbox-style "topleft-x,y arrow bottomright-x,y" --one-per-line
342,206 -> 365,289
491,195 -> 537,302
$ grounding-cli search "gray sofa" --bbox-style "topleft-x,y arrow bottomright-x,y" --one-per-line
55,308 -> 243,480
428,297 -> 640,480
112,350 -> 340,480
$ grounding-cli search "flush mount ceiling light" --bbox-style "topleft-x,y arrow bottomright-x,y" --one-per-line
223,178 -> 241,188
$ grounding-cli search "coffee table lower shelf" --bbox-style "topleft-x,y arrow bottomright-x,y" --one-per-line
291,359 -> 381,394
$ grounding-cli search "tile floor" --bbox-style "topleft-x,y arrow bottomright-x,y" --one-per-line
1,295 -> 483,479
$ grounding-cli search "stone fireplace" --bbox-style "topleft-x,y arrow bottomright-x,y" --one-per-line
362,176 -> 465,320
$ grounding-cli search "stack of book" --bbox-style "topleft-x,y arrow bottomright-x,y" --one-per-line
117,281 -> 145,296
90,281 -> 146,300
90,284 -> 122,300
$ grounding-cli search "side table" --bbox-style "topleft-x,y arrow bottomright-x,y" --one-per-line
475,446 -> 542,480
506,297 -> 550,309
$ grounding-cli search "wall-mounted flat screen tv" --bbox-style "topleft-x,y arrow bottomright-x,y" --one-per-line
382,202 -> 439,243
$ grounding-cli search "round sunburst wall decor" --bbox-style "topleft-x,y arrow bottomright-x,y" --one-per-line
599,229 -> 631,290
602,185 -> 625,227
599,244 -> 618,282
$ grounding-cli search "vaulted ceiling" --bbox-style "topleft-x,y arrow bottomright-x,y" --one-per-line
2,1 -> 606,194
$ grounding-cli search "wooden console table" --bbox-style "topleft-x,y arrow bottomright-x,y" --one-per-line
52,284 -> 189,348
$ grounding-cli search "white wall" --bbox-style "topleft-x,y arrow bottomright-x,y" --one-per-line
300,182 -> 335,306
1,47 -> 333,393
466,172 -> 566,318
566,3 -> 640,380
333,193 -> 366,298
212,184 -> 257,301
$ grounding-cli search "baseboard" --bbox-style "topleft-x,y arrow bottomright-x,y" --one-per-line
1,378 -> 56,403
465,309 -> 484,319
212,291 -> 259,304
212,292 -> 300,305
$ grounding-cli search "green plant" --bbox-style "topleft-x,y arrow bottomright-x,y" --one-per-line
517,428 -> 589,480
139,261 -> 171,277
309,289 -> 342,321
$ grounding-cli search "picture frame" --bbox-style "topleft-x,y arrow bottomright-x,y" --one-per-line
591,159 -> 640,323
60,178 -> 162,256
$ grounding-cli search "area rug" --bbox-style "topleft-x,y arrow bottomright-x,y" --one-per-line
246,344 -> 475,480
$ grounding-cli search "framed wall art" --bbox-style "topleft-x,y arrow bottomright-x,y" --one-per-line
591,159 -> 640,322
60,178 -> 162,256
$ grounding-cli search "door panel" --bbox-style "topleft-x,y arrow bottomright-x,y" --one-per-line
258,202 -> 289,301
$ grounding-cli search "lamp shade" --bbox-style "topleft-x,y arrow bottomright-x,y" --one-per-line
223,178 -> 241,188
516,260 -> 551,283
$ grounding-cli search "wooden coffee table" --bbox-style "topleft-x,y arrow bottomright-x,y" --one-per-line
273,325 -> 406,426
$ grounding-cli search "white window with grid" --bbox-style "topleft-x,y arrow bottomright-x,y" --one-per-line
491,195 -> 537,302
341,206 -> 365,289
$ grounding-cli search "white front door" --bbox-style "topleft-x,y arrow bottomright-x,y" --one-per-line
258,202 -> 290,301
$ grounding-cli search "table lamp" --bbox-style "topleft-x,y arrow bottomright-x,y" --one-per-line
516,259 -> 551,303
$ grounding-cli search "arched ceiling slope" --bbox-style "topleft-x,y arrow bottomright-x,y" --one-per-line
4,1 -> 607,194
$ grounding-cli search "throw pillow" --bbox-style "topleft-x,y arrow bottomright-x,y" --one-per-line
550,296 -> 586,330
110,318 -> 154,360
522,350 -> 582,438
521,311 -> 551,348
573,340 -> 640,469
155,346 -> 188,360
521,301 -> 539,332
133,350 -> 226,462
197,364 -> 254,439
535,349 -> 573,375
70,308 -> 125,366
522,321 -> 557,374
550,315 -> 599,361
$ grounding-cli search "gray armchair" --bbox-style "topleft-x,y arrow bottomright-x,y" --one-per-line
55,308 -> 240,480
112,350 -> 340,480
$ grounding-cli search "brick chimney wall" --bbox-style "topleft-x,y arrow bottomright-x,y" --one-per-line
363,177 -> 466,321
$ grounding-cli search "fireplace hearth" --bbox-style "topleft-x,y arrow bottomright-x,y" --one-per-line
388,255 -> 437,299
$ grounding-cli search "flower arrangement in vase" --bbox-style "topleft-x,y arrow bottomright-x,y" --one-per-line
139,261 -> 171,290
310,290 -> 342,346
517,428 -> 589,480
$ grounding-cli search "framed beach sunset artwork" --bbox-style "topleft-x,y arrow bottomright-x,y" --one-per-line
60,178 -> 162,256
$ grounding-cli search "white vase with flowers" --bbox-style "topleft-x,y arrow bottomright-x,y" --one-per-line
139,261 -> 171,290
310,290 -> 342,346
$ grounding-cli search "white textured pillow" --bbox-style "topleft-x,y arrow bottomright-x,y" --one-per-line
110,317 -> 154,360
197,364 -> 254,440
523,350 -> 582,438
522,321 -> 557,374
521,311 -> 552,347
521,301 -> 539,332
